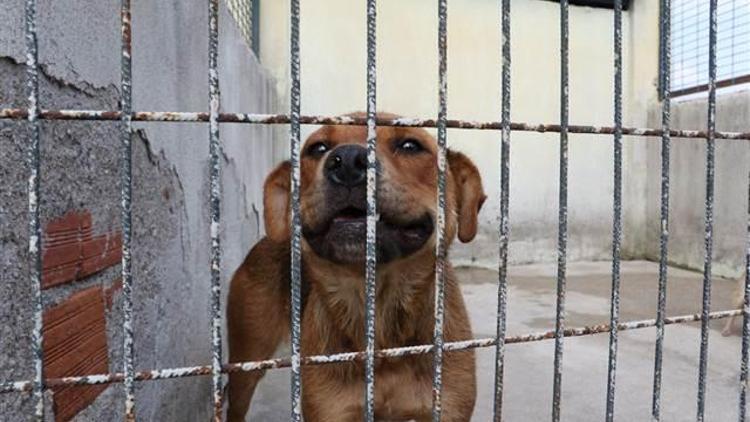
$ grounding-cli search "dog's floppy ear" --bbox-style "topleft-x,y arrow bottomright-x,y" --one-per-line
263,161 -> 291,242
448,150 -> 486,243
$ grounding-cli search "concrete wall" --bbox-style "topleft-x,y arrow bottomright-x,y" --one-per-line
257,0 -> 662,267
0,0 -> 283,420
644,91 -> 750,279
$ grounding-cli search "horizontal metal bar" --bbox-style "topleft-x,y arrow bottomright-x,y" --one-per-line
671,73 -> 750,98
0,108 -> 748,140
0,308 -> 741,394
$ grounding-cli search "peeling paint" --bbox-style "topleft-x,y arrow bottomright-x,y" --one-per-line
493,1 -> 511,420
696,2 -> 718,421
651,1 -> 672,419
1,108 -> 749,140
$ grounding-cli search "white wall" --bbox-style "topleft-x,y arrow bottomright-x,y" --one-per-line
258,0 -> 663,267
644,91 -> 750,279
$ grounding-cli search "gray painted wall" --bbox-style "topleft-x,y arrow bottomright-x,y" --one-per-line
0,0 -> 283,420
644,91 -> 750,279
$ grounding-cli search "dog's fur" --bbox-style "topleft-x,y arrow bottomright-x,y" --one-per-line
226,113 -> 486,421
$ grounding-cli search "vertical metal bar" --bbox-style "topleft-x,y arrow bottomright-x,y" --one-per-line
740,168 -> 750,422
605,0 -> 623,420
208,0 -> 223,419
552,0 -> 569,420
696,1 -> 718,420
364,0 -> 377,420
492,0 -> 511,420
651,0 -> 671,420
289,0 -> 303,420
432,0 -> 448,420
120,0 -> 135,420
24,0 -> 44,419
365,0 -> 378,422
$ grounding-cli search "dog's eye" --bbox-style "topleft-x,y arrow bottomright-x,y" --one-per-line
306,142 -> 329,157
396,138 -> 423,154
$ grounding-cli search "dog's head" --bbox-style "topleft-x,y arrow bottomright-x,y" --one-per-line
263,113 -> 486,266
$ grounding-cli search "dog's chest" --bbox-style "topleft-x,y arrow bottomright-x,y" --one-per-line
373,359 -> 432,420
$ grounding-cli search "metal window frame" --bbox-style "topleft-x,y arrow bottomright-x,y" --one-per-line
1,0 -> 749,421
665,0 -> 750,98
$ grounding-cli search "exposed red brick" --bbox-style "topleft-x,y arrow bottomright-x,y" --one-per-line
43,286 -> 110,422
42,211 -> 122,289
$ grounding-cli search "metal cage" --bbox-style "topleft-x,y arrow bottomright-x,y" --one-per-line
1,0 -> 749,421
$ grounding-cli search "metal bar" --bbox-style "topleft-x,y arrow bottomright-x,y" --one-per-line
208,0 -> 223,419
432,0 -> 448,419
364,0 -> 377,419
289,0 -> 303,419
2,309 -> 744,395
605,0 -> 624,420
24,0 -> 44,419
0,108 -> 749,140
697,1 -> 718,420
120,0 -> 135,420
671,73 -> 750,98
552,0 -> 569,420
741,168 -> 750,421
493,0 -> 511,420
651,0 -> 671,419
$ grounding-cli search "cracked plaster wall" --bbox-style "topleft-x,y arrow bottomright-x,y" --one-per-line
0,0 -> 284,420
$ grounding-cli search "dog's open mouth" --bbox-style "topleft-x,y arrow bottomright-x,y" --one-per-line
303,205 -> 434,264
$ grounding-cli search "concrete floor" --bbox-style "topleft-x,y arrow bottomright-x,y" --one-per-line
246,261 -> 746,421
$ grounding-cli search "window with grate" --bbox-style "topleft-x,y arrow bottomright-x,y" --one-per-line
670,0 -> 750,97
226,0 -> 260,55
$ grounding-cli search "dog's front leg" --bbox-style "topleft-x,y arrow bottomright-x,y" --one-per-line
226,240 -> 291,422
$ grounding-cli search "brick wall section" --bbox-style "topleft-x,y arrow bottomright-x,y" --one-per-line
43,286 -> 110,422
40,210 -> 123,421
42,211 -> 122,289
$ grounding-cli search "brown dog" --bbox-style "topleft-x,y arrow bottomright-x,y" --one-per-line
226,113 -> 486,421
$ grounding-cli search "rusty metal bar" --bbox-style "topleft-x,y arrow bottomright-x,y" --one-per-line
740,168 -> 750,421
0,108 -> 748,140
364,0 -> 378,420
552,0 -> 569,420
1,309 -> 743,395
207,0 -> 223,419
289,0 -> 303,420
651,0 -> 671,420
431,0 -> 448,419
493,0 -> 511,420
24,0 -> 44,419
605,0 -> 624,420
120,0 -> 135,420
697,1 -> 718,420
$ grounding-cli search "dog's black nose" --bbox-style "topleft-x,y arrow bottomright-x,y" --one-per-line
325,144 -> 367,187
